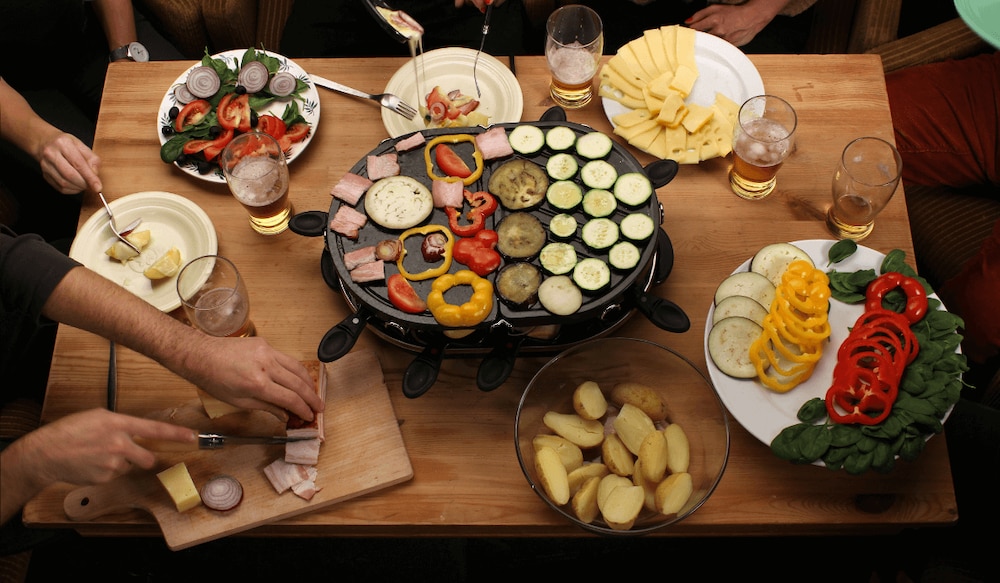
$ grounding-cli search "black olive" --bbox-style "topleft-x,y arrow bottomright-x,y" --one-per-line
196,160 -> 213,174
209,125 -> 222,138
235,85 -> 247,95
250,110 -> 259,127
168,106 -> 179,119
161,125 -> 174,136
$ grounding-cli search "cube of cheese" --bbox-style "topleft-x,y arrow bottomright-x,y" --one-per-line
157,462 -> 202,512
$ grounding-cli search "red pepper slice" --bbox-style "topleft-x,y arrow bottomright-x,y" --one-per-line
453,229 -> 502,276
445,190 -> 498,237
865,272 -> 929,324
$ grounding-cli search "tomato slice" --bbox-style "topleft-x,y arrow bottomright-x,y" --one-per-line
284,122 -> 310,143
435,144 -> 472,178
257,114 -> 286,139
174,99 -> 212,132
387,273 -> 427,314
217,93 -> 252,133
202,128 -> 235,162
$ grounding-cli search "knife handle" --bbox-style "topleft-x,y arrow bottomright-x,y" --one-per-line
133,437 -> 200,452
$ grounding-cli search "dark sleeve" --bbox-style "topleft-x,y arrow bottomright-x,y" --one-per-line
0,227 -> 82,339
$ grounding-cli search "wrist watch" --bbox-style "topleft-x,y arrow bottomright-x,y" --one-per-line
109,41 -> 149,63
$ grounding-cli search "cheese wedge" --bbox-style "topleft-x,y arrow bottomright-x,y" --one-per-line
157,462 -> 202,513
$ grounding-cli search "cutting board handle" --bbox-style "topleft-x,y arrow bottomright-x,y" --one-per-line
64,479 -> 153,521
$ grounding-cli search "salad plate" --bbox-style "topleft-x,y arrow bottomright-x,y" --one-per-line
157,49 -> 321,183
381,47 -> 523,138
70,191 -> 218,312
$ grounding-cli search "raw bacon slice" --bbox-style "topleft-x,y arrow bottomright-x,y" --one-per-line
432,179 -> 464,208
285,438 -> 321,465
286,361 -> 327,441
343,245 -> 377,271
366,153 -> 401,180
394,132 -> 426,152
291,468 -> 321,501
476,126 -> 514,159
331,173 -> 373,205
329,205 -> 368,239
263,458 -> 311,494
349,259 -> 385,283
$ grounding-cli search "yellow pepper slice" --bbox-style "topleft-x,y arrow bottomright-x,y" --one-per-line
426,269 -> 494,327
397,224 -> 455,281
424,134 -> 484,186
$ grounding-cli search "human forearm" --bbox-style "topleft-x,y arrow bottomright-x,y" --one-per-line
91,0 -> 139,51
0,441 -> 46,526
0,78 -> 64,159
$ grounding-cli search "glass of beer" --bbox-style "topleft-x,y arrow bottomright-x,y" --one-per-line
729,95 -> 797,200
176,255 -> 256,338
220,131 -> 291,235
545,5 -> 604,108
826,137 -> 902,241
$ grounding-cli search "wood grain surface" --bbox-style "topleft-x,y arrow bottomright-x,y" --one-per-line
23,54 -> 959,539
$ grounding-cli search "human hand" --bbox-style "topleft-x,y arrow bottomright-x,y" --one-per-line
456,0 -> 506,12
181,335 -> 325,422
13,409 -> 195,489
36,129 -> 103,194
686,3 -> 778,47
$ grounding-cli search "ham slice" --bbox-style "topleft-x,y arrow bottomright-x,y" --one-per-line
263,458 -> 311,494
476,126 -> 514,159
349,259 -> 385,283
432,179 -> 464,208
395,132 -> 426,152
343,245 -> 377,271
329,205 -> 367,239
366,153 -> 400,180
331,173 -> 373,205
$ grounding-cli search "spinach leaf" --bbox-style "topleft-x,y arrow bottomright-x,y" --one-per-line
827,239 -> 857,265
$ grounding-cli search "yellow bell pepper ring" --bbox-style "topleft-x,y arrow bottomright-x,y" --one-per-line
427,269 -> 494,327
397,224 -> 455,281
424,134 -> 484,186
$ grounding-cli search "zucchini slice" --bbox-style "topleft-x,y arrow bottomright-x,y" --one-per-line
539,242 -> 578,275
581,188 -> 617,218
619,213 -> 655,241
608,241 -> 641,270
580,217 -> 619,250
545,126 -> 577,151
613,172 -> 653,207
572,257 -> 611,292
546,180 -> 584,211
580,159 -> 618,190
575,131 -> 614,160
508,125 -> 545,155
546,152 -> 579,180
548,213 -> 578,239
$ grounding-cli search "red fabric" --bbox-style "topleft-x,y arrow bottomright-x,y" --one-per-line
939,219 -> 1000,364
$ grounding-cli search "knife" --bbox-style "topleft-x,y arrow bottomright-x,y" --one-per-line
135,433 -> 315,452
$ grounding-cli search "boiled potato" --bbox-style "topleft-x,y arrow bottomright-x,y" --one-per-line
664,423 -> 690,474
638,429 -> 669,483
533,434 -> 584,472
596,474 -> 634,509
543,411 -> 605,449
571,475 -> 602,524
534,445 -> 570,505
601,433 -> 635,477
567,462 -> 609,495
104,229 -> 151,262
612,403 -> 657,455
610,382 -> 668,422
631,459 -> 659,512
600,484 -> 645,531
573,381 -> 608,420
655,471 -> 693,515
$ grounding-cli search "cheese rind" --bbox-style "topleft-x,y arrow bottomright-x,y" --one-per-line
156,462 -> 202,512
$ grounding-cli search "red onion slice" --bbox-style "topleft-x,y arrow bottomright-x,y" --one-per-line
269,71 -> 297,97
200,474 -> 243,511
172,83 -> 195,105
238,60 -> 269,93
186,66 -> 221,99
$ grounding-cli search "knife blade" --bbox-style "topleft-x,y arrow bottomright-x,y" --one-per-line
135,433 -> 315,452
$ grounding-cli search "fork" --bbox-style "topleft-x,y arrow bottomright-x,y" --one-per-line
309,74 -> 418,120
97,191 -> 141,254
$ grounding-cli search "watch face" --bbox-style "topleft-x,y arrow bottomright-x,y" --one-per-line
130,42 -> 150,62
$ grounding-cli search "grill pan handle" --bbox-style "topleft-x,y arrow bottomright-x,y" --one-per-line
538,105 -> 567,123
631,286 -> 690,333
644,159 -> 679,189
288,210 -> 329,237
476,329 -> 526,392
402,342 -> 446,398
317,307 -> 372,362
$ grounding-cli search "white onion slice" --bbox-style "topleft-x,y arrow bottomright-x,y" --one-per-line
200,474 -> 243,511
186,66 -> 221,99
172,83 -> 195,105
269,71 -> 297,97
238,60 -> 269,93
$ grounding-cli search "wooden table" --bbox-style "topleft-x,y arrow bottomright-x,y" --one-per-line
24,54 -> 958,537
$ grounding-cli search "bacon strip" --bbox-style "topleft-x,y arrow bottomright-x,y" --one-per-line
329,205 -> 368,239
366,153 -> 401,180
331,173 -> 373,205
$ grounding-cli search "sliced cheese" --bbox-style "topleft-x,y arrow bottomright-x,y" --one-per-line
659,25 -> 679,72
680,102 -> 714,134
646,70 -> 675,100
642,85 -> 664,115
627,124 -> 663,152
643,28 -> 671,75
599,64 -> 644,100
627,36 -> 662,80
656,93 -> 687,127
669,64 -> 698,98
612,108 -> 654,128
617,44 -> 652,83
613,119 -> 659,141
675,26 -> 698,70
606,55 -> 646,88
157,462 -> 202,513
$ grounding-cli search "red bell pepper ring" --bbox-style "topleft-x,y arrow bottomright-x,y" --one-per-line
453,229 -> 502,276
865,272 -> 928,324
445,190 -> 498,237
825,372 -> 894,425
850,308 -> 919,365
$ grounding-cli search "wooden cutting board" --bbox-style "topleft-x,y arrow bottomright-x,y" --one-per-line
62,350 -> 412,550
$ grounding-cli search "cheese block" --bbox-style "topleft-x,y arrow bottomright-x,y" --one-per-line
157,462 -> 202,512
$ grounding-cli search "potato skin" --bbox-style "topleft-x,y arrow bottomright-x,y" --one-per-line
664,423 -> 690,474
638,430 -> 669,483
543,411 -> 605,448
600,484 -> 644,531
571,475 -> 601,524
612,403 -> 657,455
535,446 -> 570,505
533,434 -> 584,472
610,382 -> 668,422
655,471 -> 693,515
567,462 -> 609,495
601,433 -> 636,477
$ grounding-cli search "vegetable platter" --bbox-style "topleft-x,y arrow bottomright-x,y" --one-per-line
289,109 -> 691,398
704,239 -> 967,475
157,48 -> 320,183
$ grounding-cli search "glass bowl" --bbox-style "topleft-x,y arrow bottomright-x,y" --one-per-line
515,337 -> 730,535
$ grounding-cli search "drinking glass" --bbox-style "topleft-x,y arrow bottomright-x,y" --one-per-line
176,255 -> 256,338
729,95 -> 797,200
220,131 -> 292,235
826,136 -> 902,241
545,5 -> 604,109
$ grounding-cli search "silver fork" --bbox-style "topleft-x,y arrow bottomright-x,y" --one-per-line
309,74 -> 418,120
97,191 -> 141,254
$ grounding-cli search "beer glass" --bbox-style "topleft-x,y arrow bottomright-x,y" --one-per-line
545,5 -> 604,108
826,137 -> 902,241
220,131 -> 291,235
729,95 -> 797,200
177,255 -> 256,338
